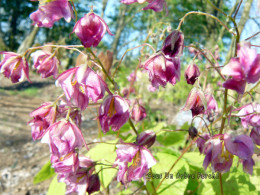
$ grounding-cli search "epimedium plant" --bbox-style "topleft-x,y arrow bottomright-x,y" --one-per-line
0,0 -> 259,195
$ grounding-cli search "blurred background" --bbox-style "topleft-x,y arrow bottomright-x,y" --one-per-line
0,0 -> 259,194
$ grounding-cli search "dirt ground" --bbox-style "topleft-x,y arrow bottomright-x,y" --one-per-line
0,75 -> 100,195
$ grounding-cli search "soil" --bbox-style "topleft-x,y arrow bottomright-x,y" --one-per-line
0,75 -> 99,195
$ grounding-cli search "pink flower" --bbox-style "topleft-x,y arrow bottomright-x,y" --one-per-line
127,71 -> 136,82
114,142 -> 156,185
162,30 -> 184,58
237,103 -> 260,128
131,100 -> 147,122
28,102 -> 56,140
196,133 -> 210,154
56,65 -> 108,110
59,156 -> 96,195
221,43 -> 260,94
72,12 -> 113,48
185,63 -> 200,85
98,94 -> 130,133
121,0 -> 167,13
51,152 -> 79,174
42,120 -> 85,157
205,93 -> 218,121
0,52 -> 30,83
30,0 -> 74,28
183,88 -> 206,117
142,52 -> 180,89
31,50 -> 59,78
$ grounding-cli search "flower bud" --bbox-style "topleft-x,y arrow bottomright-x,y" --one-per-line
162,30 -> 184,58
87,174 -> 100,194
136,130 -> 156,148
184,63 -> 200,85
131,100 -> 147,122
188,126 -> 198,139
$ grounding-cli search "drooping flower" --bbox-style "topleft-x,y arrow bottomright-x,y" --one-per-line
28,102 -> 56,140
184,63 -> 200,85
202,133 -> 255,174
0,52 -> 30,83
87,174 -> 101,195
114,142 -> 156,185
224,133 -> 255,174
250,127 -> 260,146
72,12 -> 113,48
56,65 -> 108,110
136,130 -> 156,148
42,120 -> 85,157
205,93 -> 218,122
162,30 -> 184,58
131,100 -> 147,122
142,52 -> 180,89
237,103 -> 260,128
127,71 -> 136,83
98,94 -> 130,133
221,43 -> 260,94
59,156 -> 96,195
31,50 -> 59,78
30,0 -> 74,28
188,126 -> 198,139
121,0 -> 167,13
183,88 -> 206,117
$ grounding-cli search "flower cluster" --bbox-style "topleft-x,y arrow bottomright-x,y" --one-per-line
121,0 -> 167,13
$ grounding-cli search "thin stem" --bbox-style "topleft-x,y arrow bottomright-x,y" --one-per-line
191,115 -> 211,136
219,173 -> 224,195
245,31 -> 260,41
177,11 -> 235,36
70,0 -> 78,22
128,119 -> 138,135
155,137 -> 198,192
219,88 -> 228,134
233,0 -> 243,19
186,45 -> 226,80
112,43 -> 156,78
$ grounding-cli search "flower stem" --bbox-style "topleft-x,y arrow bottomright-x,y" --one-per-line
219,88 -> 228,134
128,118 -> 138,135
155,137 -> 197,192
177,11 -> 235,37
149,168 -> 157,195
219,173 -> 224,195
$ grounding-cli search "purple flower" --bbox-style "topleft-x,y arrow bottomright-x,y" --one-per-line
127,71 -> 136,83
121,0 -> 167,13
205,93 -> 218,121
42,120 -> 85,157
131,100 -> 147,122
56,65 -> 108,110
142,52 -> 180,89
30,0 -> 74,28
136,130 -> 156,148
162,30 -> 184,58
221,43 -> 260,94
202,133 -> 255,174
237,103 -> 260,128
250,127 -> 260,146
203,134 -> 233,173
72,12 -> 113,48
183,88 -> 206,117
0,52 -> 30,83
188,126 -> 198,139
28,102 -> 56,140
98,94 -> 130,133
114,142 -> 156,185
87,174 -> 100,195
184,63 -> 200,85
224,133 -> 255,174
31,50 -> 59,78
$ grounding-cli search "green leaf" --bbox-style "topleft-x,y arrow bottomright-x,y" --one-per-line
47,176 -> 66,195
147,152 -> 189,195
182,152 -> 204,171
157,131 -> 186,146
33,161 -> 55,184
86,139 -> 118,188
